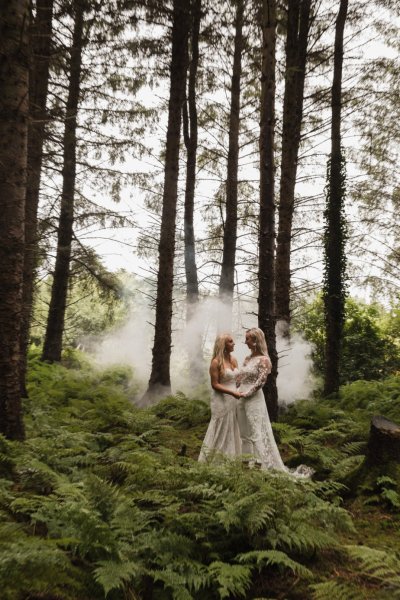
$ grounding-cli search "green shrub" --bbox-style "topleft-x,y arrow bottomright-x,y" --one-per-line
1,356 -> 399,599
294,296 -> 400,384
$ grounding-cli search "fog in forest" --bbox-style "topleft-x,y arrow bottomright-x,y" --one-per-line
93,295 -> 315,406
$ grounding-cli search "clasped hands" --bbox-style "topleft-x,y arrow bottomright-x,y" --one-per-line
234,375 -> 245,399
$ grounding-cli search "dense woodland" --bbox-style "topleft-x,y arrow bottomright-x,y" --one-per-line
0,0 -> 400,598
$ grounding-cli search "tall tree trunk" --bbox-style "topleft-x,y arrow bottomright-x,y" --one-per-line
0,0 -> 29,440
144,0 -> 189,401
20,0 -> 54,392
218,0 -> 244,322
182,0 -> 204,380
183,0 -> 201,318
258,0 -> 278,421
323,0 -> 348,396
42,0 -> 84,363
275,0 -> 311,333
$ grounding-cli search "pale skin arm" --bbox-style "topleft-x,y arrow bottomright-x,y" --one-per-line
210,358 -> 243,399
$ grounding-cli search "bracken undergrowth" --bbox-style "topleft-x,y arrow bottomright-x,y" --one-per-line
0,349 -> 399,599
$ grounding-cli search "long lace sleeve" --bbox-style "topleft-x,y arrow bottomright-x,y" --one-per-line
241,356 -> 272,398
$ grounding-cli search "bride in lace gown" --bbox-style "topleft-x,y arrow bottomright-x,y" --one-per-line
237,327 -> 313,477
198,334 -> 242,462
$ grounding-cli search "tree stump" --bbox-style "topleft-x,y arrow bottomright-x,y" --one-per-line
365,415 -> 400,467
344,415 -> 400,495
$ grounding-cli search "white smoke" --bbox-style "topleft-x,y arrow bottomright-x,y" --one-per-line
92,292 -> 315,405
276,326 -> 315,406
93,302 -> 153,390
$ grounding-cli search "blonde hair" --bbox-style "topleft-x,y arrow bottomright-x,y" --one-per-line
246,327 -> 269,356
210,333 -> 232,375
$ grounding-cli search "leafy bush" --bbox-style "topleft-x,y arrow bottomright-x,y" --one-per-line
294,296 -> 400,384
280,376 -> 400,488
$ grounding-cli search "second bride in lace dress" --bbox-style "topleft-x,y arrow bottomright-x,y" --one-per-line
237,327 -> 313,477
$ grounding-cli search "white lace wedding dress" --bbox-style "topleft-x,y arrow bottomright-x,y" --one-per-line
237,356 -> 313,478
198,368 -> 242,463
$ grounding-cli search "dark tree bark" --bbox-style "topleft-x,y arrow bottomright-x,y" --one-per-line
20,0 -> 54,392
258,0 -> 278,422
42,0 -> 84,363
275,0 -> 311,333
218,0 -> 244,316
183,0 -> 201,318
144,0 -> 190,401
182,0 -> 204,381
323,0 -> 348,396
0,0 -> 29,440
345,416 -> 400,494
366,416 -> 400,468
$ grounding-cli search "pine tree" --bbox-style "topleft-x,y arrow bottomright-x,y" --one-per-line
20,0 -> 55,391
182,0 -> 205,381
144,0 -> 190,401
275,0 -> 312,333
323,0 -> 348,395
258,0 -> 278,421
218,0 -> 244,321
0,0 -> 30,440
42,0 -> 85,362
183,0 -> 202,320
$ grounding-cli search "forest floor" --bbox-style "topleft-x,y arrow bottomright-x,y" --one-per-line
0,349 -> 399,600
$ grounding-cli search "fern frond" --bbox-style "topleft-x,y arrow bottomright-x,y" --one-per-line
182,482 -> 228,500
341,440 -> 367,455
310,580 -> 365,600
15,457 -> 62,494
330,454 -> 364,478
311,479 -> 348,500
94,559 -> 140,596
152,393 -> 210,428
216,491 -> 275,533
208,561 -> 252,599
0,536 -> 81,599
152,568 -> 193,600
346,545 -> 400,593
236,549 -> 313,579
380,488 -> 400,509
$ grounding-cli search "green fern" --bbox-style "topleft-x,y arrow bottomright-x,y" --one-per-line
152,392 -> 210,428
0,533 -> 82,599
0,353 -> 396,600
310,580 -> 365,600
346,545 -> 400,595
375,476 -> 400,509
152,562 -> 208,600
208,561 -> 252,599
236,549 -> 313,579
94,559 -> 141,596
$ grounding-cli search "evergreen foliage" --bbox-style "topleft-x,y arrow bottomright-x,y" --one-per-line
0,353 -> 399,598
293,295 -> 400,384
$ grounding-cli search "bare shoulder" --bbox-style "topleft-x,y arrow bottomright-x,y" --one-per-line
210,358 -> 219,370
232,357 -> 239,368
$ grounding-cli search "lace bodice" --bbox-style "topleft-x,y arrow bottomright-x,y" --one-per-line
238,355 -> 272,398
